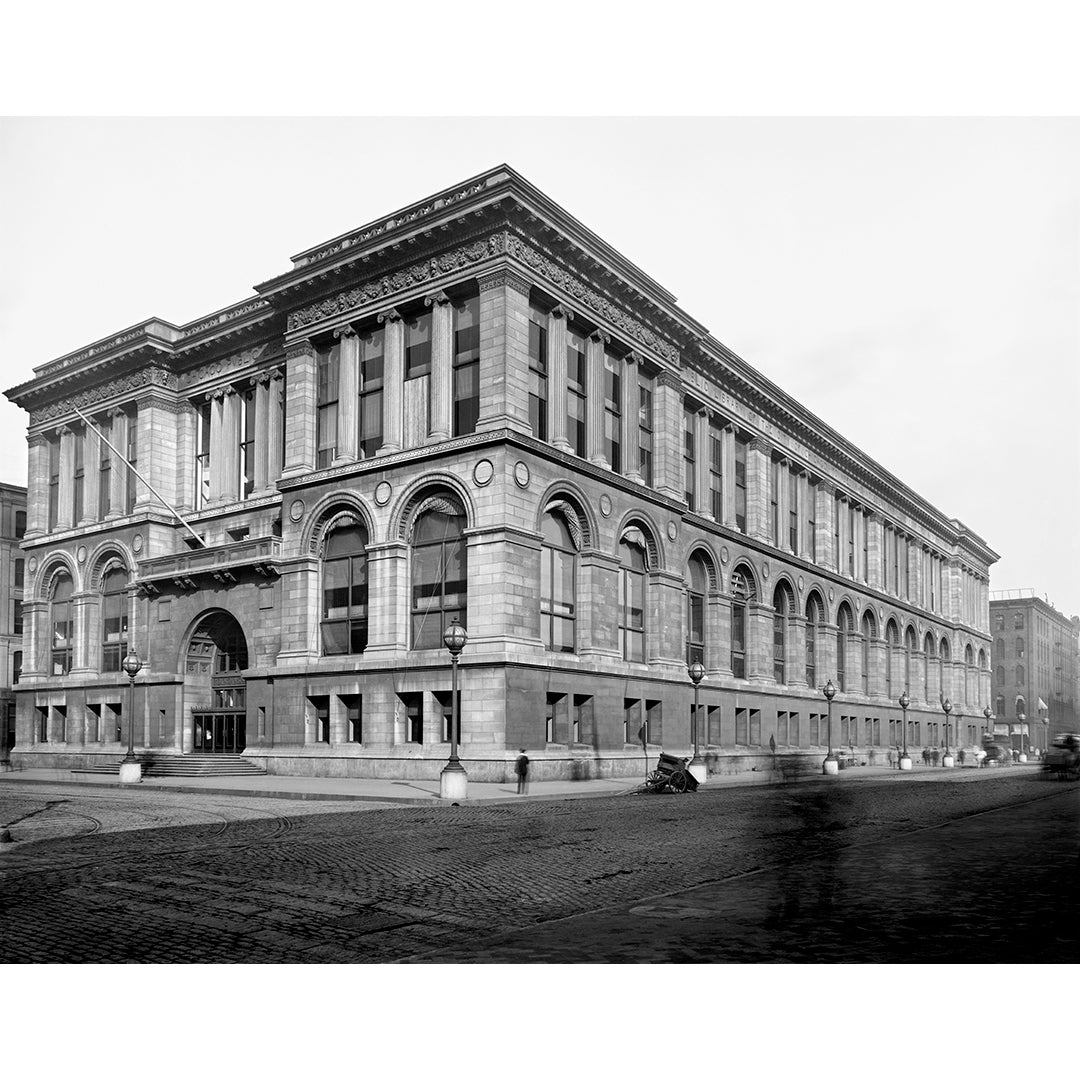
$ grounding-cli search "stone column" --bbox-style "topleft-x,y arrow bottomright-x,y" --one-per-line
174,402 -> 196,513
866,515 -> 883,590
219,389 -> 241,503
252,374 -> 271,496
694,409 -> 710,517
136,395 -> 179,512
79,423 -> 99,526
426,291 -> 453,441
377,308 -> 404,455
586,330 -> 608,467
746,438 -> 771,542
797,472 -> 813,561
282,341 -> 317,477
722,426 -> 737,528
69,592 -> 95,676
25,434 -> 48,537
547,305 -> 571,452
621,352 -> 642,483
334,326 -> 360,464
848,631 -> 864,696
715,594 -> 734,678
58,425 -> 75,528
107,408 -> 128,518
652,370 -> 683,500
208,391 -> 225,500
476,268 -> 533,435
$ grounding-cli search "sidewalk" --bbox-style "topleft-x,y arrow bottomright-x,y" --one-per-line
0,759 -> 1038,805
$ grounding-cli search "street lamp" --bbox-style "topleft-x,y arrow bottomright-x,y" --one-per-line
822,678 -> 838,775
688,661 -> 706,785
119,648 -> 143,784
940,696 -> 954,767
1016,702 -> 1027,763
898,689 -> 911,770
440,619 -> 468,800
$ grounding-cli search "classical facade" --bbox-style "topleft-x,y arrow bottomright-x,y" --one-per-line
4,166 -> 998,780
0,483 -> 27,763
989,591 -> 1080,752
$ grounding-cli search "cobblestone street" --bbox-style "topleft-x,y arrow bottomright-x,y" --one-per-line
1,771 -> 1076,963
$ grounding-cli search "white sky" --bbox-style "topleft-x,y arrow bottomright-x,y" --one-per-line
2,117 -> 1077,616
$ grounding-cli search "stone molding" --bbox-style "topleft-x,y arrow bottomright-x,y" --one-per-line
30,365 -> 178,425
477,267 -> 531,295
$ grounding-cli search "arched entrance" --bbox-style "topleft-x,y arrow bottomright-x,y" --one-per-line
184,610 -> 249,753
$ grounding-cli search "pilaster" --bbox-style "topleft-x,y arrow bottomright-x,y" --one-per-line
57,425 -> 75,529
475,269 -> 533,435
107,408 -> 129,518
586,329 -> 608,466
621,352 -> 642,483
652,369 -> 683,500
25,434 -> 48,537
547,305 -> 571,452
694,409 -> 710,516
377,308 -> 404,455
282,341 -> 318,477
815,481 -> 836,572
426,291 -> 453,441
746,437 -> 771,542
334,326 -> 360,464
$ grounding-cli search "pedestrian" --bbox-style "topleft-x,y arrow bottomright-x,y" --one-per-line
887,747 -> 895,770
515,748 -> 529,795
931,747 -> 939,766
922,747 -> 930,766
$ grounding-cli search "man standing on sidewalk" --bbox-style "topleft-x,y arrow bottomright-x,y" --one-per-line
515,749 -> 529,795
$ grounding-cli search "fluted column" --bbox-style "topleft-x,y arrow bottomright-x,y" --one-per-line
694,409 -> 710,516
57,425 -> 75,529
267,369 -> 284,484
25,434 -> 48,537
219,389 -> 241,503
334,326 -> 360,464
426,291 -> 453,441
378,308 -> 404,454
586,329 -> 607,466
547,305 -> 571,452
107,408 -> 128,518
621,351 -> 642,483
798,472 -> 813,560
722,427 -> 737,527
282,341 -> 317,477
78,424 -> 99,526
252,374 -> 271,495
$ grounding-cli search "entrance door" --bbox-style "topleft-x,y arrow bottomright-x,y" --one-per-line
192,710 -> 247,753
184,611 -> 249,754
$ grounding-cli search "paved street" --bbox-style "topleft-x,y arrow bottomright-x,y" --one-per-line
1,770 -> 1076,963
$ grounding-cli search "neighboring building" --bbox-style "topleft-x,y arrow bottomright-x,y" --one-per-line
2,166 -> 998,779
0,483 -> 27,763
989,591 -> 1080,752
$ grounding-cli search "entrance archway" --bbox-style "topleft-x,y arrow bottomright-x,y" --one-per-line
183,610 -> 249,753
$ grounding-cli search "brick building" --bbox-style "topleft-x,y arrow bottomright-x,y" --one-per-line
3,166 -> 998,780
0,483 -> 27,764
989,591 -> 1080,753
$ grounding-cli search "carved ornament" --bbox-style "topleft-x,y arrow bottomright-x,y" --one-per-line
178,344 -> 268,389
30,365 -> 178,424
477,267 -> 530,295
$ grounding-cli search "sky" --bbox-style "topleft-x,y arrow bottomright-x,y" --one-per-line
1,116 -> 1078,619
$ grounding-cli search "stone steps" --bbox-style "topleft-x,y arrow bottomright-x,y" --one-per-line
72,754 -> 267,778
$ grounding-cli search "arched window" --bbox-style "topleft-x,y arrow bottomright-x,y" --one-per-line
1015,636 -> 1024,660
101,566 -> 129,672
322,523 -> 369,655
884,621 -> 899,698
996,665 -> 1005,685
50,573 -> 74,676
730,566 -> 756,679
1016,664 -> 1025,685
940,637 -> 950,699
805,593 -> 822,688
619,533 -> 648,662
772,582 -> 793,683
687,553 -> 709,666
836,603 -> 853,691
411,500 -> 467,649
965,644 -> 975,704
905,626 -> 918,695
995,693 -> 1005,717
924,633 -> 936,701
541,508 -> 577,653
861,611 -> 876,694
995,638 -> 1004,659
1013,612 -> 1024,630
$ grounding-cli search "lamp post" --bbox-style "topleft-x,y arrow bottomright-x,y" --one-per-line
119,648 -> 143,784
440,619 -> 468,800
940,696 -> 954,768
983,705 -> 993,766
822,678 -> 838,775
898,689 -> 911,770
1016,705 -> 1027,763
687,661 -> 707,785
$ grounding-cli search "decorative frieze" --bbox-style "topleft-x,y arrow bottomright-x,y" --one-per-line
287,235 -> 508,331
177,344 -> 269,390
182,299 -> 271,338
30,365 -> 178,425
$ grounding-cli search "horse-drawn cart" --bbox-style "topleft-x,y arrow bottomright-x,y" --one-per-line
638,752 -> 699,794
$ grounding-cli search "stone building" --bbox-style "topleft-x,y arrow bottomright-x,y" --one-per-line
3,166 -> 998,780
989,591 -> 1080,753
0,483 -> 27,764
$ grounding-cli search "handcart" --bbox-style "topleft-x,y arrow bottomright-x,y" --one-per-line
639,752 -> 699,794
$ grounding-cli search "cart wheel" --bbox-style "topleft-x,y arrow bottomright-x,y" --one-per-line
669,772 -> 688,794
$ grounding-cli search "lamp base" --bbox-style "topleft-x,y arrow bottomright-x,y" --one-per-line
822,758 -> 839,776
687,759 -> 707,785
1017,753 -> 1027,764
900,755 -> 912,771
941,754 -> 955,769
440,762 -> 468,801
119,761 -> 142,784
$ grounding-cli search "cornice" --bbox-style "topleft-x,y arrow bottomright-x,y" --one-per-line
477,267 -> 530,295
28,365 -> 179,427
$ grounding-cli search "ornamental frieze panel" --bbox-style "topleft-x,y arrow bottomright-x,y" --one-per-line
37,327 -> 149,380
29,365 -> 179,425
181,299 -> 271,338
178,344 -> 270,389
287,235 -> 508,331
504,235 -> 681,364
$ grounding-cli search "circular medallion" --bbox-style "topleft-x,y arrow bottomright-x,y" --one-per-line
797,575 -> 805,592
374,481 -> 392,506
76,545 -> 87,564
27,556 -> 37,574
131,534 -> 142,554
667,522 -> 678,541
762,561 -> 770,579
720,546 -> 729,565
828,587 -> 835,602
599,494 -> 612,517
514,461 -> 530,488
472,460 -> 494,487
289,498 -> 306,523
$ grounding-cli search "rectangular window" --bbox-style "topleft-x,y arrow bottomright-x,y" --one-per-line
341,694 -> 362,744
434,690 -> 460,744
709,420 -> 723,521
48,435 -> 60,530
125,409 -> 138,513
734,435 -> 748,532
777,711 -> 788,746
14,558 -> 24,588
12,650 -> 21,684
566,326 -> 587,457
240,388 -> 255,498
528,303 -> 548,440
97,416 -> 111,518
735,707 -> 749,746
788,467 -> 799,553
359,326 -> 385,458
647,700 -> 663,745
316,343 -> 340,469
810,713 -> 820,745
707,704 -> 722,745
400,692 -> 423,744
405,311 -> 432,379
604,351 -> 622,472
573,694 -> 593,745
73,428 -> 84,524
545,692 -> 567,743
749,709 -> 761,746
638,376 -> 654,485
684,406 -> 696,508
862,514 -> 869,583
195,400 -> 212,508
848,504 -> 856,577
834,495 -> 842,570
37,706 -> 48,743
452,296 -> 480,436
624,698 -> 642,744
789,712 -> 800,746
309,696 -> 330,745
806,479 -> 816,563
873,717 -> 881,746
731,603 -> 746,679
12,600 -> 22,635
15,510 -> 26,539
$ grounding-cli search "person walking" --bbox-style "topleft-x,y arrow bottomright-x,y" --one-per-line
515,749 -> 529,795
